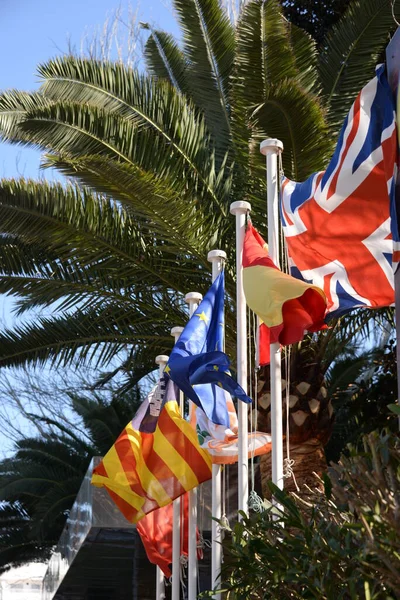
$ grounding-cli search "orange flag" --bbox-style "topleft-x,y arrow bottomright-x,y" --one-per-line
243,224 -> 327,363
137,493 -> 202,577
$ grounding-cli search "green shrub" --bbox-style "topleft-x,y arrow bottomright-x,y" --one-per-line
205,432 -> 399,599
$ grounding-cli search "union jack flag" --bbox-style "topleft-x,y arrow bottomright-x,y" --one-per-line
280,65 -> 400,319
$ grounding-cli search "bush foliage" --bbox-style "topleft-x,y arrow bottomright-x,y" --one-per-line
209,432 -> 400,599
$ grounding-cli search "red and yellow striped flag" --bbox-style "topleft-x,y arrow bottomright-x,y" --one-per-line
243,223 -> 327,361
91,377 -> 212,523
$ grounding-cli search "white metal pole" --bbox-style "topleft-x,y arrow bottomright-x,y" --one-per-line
385,29 -> 400,429
184,292 -> 203,600
260,138 -> 284,493
155,354 -> 169,600
170,326 -> 184,600
207,249 -> 226,596
229,201 -> 251,517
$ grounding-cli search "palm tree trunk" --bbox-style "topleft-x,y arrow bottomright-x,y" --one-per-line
259,438 -> 327,498
256,350 -> 334,498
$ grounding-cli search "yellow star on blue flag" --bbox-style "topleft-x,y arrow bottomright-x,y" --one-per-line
167,271 -> 252,427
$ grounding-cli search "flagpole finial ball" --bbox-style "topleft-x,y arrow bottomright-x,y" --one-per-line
260,138 -> 283,156
185,292 -> 203,304
230,201 -> 251,215
171,326 -> 184,339
155,354 -> 169,366
207,249 -> 227,262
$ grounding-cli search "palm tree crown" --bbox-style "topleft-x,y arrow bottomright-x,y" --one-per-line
0,0 -> 395,380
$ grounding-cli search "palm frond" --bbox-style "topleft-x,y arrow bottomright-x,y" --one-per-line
174,0 -> 235,158
319,0 -> 399,129
0,502 -> 51,573
0,178 -> 214,295
0,91 -> 49,143
287,22 -> 320,93
231,0 -> 331,189
37,56 -> 226,199
1,60 -> 227,209
232,0 -> 305,110
144,28 -> 189,94
247,79 -> 333,185
39,155 -> 230,246
0,305 -> 175,370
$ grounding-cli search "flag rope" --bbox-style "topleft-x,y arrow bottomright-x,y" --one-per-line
278,157 -> 299,490
248,308 -> 266,513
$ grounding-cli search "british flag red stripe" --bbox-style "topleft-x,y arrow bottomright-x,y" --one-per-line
280,65 -> 400,318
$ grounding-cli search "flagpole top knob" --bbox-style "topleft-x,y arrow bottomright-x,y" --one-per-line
184,292 -> 203,304
230,201 -> 251,215
260,138 -> 283,155
171,326 -> 184,339
207,249 -> 226,262
155,354 -> 169,366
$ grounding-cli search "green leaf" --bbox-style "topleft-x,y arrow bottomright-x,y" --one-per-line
173,0 -> 235,158
144,28 -> 189,95
319,0 -> 399,129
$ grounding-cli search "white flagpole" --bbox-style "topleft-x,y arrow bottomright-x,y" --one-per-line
260,139 -> 284,494
386,29 -> 400,429
155,354 -> 170,600
229,201 -> 251,516
207,249 -> 226,596
184,292 -> 203,600
170,326 -> 184,600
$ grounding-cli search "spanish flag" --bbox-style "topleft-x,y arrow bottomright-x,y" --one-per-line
243,223 -> 327,361
91,377 -> 212,523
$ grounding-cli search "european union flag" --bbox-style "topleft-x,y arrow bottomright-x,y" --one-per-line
166,271 -> 252,427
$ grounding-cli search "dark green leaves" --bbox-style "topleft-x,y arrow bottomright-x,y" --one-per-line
319,0 -> 400,130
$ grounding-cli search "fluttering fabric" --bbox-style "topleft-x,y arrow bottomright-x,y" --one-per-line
280,65 -> 399,318
243,223 -> 327,365
190,390 -> 272,464
91,377 -> 212,523
167,271 -> 251,427
137,493 -> 202,577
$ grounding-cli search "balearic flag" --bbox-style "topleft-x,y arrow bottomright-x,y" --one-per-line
91,377 -> 212,523
190,390 -> 272,464
166,271 -> 252,427
242,223 -> 327,359
280,65 -> 400,318
137,493 -> 201,577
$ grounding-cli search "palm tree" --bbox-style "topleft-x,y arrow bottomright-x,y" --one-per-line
0,388 -> 142,572
257,315 -> 394,496
0,0 -> 396,489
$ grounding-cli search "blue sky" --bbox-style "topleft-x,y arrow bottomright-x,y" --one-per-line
0,0 -> 179,178
0,0 -> 180,454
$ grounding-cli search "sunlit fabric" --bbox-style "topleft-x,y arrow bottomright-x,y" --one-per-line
243,223 -> 326,365
281,65 -> 399,318
167,271 -> 251,427
91,377 -> 212,523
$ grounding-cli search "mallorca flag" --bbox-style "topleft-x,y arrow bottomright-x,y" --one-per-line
91,376 -> 212,523
243,223 -> 327,362
190,391 -> 271,464
166,271 -> 252,427
136,493 -> 202,577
